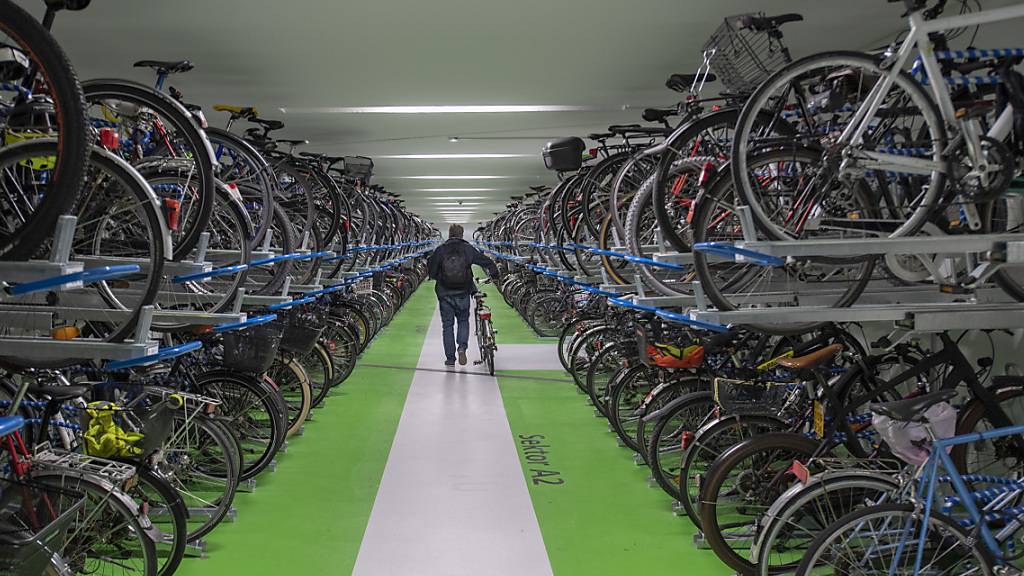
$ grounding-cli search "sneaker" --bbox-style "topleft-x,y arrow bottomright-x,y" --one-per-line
444,361 -> 455,370
458,349 -> 467,366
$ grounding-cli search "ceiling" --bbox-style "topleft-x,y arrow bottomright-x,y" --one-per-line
15,0 -> 1017,227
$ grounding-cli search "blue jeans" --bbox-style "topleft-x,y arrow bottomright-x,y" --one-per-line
438,293 -> 471,363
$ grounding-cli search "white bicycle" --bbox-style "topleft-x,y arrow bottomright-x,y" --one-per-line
727,0 -> 1024,299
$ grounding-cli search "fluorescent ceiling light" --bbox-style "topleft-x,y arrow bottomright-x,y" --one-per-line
416,188 -> 503,192
385,176 -> 512,180
377,154 -> 532,159
433,202 -> 481,206
281,105 -> 595,114
426,196 -> 488,200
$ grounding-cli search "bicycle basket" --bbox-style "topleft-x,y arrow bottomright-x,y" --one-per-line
0,476 -> 85,576
713,377 -> 793,415
703,13 -> 791,94
278,310 -> 324,355
221,321 -> 283,373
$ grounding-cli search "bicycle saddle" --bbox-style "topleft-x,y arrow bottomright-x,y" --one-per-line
642,107 -> 677,123
738,13 -> 803,32
213,104 -> 257,116
27,384 -> 90,400
529,185 -> 550,193
133,59 -> 194,74
666,73 -> 718,92
776,343 -> 843,371
44,0 -> 91,11
870,389 -> 957,423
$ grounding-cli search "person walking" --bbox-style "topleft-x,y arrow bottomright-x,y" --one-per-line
427,224 -> 500,368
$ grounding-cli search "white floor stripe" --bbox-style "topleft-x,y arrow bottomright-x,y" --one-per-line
494,344 -> 562,372
352,305 -> 554,576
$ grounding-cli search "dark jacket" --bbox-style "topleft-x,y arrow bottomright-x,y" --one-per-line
427,238 -> 499,297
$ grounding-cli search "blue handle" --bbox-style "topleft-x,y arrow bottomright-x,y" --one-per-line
212,313 -> 278,334
266,296 -> 316,311
7,264 -> 141,296
302,284 -> 348,298
250,252 -> 307,266
608,297 -> 662,314
0,415 -> 25,437
693,242 -> 785,267
172,263 -> 248,284
570,244 -> 688,271
294,250 -> 334,262
104,340 -> 203,371
575,284 -> 621,298
655,309 -> 730,333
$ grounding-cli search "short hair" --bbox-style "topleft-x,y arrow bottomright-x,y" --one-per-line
448,224 -> 464,238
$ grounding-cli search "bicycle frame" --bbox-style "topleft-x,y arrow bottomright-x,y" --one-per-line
909,422 -> 1024,571
843,3 -> 1024,176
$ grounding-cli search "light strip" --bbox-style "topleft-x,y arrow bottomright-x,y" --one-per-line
377,154 -> 532,159
280,105 -> 595,114
433,202 -> 481,206
382,175 -> 512,180
415,188 -> 504,192
426,196 -> 488,200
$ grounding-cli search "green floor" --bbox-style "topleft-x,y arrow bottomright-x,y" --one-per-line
497,370 -> 731,576
178,287 -> 435,575
180,282 -> 728,575
480,281 -> 553,344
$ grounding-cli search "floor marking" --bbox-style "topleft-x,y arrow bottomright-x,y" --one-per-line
358,362 -> 572,383
352,307 -> 554,576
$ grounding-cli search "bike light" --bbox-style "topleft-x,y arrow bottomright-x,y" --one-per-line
480,311 -> 491,320
680,430 -> 695,450
162,198 -> 181,231
99,128 -> 119,150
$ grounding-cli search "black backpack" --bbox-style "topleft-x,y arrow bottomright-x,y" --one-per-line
439,244 -> 471,289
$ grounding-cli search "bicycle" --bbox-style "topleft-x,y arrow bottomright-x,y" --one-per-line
473,278 -> 496,376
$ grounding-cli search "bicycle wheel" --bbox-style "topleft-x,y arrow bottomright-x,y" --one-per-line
127,466 -> 188,576
83,79 -> 215,258
755,470 -> 898,576
585,342 -> 629,417
206,127 -> 275,246
692,150 -> 876,335
645,391 -> 716,502
731,51 -> 947,241
322,319 -> 358,387
528,292 -> 564,337
796,503 -> 993,576
156,412 -> 239,542
0,140 -> 165,353
155,183 -> 251,328
679,414 -> 789,526
624,162 -> 705,297
0,0 -> 87,260
33,472 -> 158,576
698,431 -> 821,574
634,376 -> 702,464
195,369 -> 286,480
269,355 -> 312,438
607,365 -> 658,454
300,342 -> 334,409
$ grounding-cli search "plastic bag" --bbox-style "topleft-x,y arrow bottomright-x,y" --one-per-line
872,401 -> 956,466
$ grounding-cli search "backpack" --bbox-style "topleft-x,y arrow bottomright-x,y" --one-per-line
439,244 -> 471,289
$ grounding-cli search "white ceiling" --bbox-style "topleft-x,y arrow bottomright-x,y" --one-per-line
16,0 -> 1018,226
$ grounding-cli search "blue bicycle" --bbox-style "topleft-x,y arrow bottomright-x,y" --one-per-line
797,389 -> 1024,575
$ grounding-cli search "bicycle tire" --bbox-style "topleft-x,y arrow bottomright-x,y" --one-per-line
0,0 -> 87,261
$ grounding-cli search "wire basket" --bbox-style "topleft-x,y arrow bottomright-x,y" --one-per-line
703,13 -> 791,94
713,377 -> 794,415
277,309 -> 325,355
221,321 -> 283,373
0,476 -> 86,576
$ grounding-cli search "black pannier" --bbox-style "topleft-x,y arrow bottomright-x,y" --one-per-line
542,137 -> 585,172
